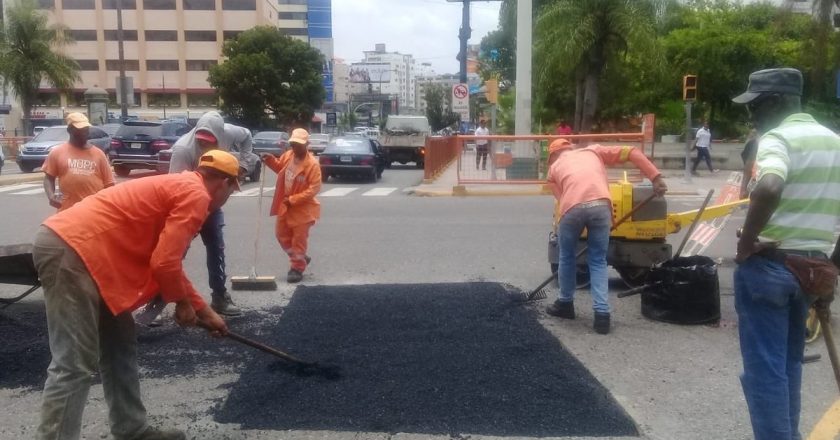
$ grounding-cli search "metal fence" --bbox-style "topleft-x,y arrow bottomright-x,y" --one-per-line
453,133 -> 651,185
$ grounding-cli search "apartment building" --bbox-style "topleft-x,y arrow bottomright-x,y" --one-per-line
20,0 -> 279,120
349,44 -> 416,110
415,74 -> 459,113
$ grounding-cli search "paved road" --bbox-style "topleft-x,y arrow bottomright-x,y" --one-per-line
0,174 -> 837,440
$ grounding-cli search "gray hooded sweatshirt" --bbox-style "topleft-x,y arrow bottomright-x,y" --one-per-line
169,111 -> 227,174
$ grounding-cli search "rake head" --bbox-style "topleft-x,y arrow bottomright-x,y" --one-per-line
521,287 -> 549,303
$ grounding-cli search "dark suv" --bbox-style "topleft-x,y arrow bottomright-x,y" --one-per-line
109,120 -> 192,177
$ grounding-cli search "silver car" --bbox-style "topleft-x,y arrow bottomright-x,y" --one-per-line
16,126 -> 112,173
309,133 -> 331,155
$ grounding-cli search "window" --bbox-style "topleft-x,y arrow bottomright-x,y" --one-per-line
62,0 -> 94,9
183,0 -> 214,9
186,60 -> 217,71
221,0 -> 254,10
222,30 -> 241,40
68,91 -> 87,107
37,0 -> 55,8
105,59 -> 140,70
102,0 -> 136,8
146,59 -> 179,71
34,92 -> 61,107
184,30 -> 216,41
143,0 -> 175,9
279,27 -> 307,36
104,30 -> 138,41
107,91 -> 141,107
187,93 -> 217,107
75,59 -> 100,70
145,30 -> 178,41
147,93 -> 181,108
68,29 -> 97,41
278,12 -> 306,20
277,0 -> 305,4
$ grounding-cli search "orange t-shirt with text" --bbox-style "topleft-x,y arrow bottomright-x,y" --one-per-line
42,143 -> 115,211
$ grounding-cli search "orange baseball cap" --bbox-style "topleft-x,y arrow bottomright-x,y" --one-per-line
65,112 -> 91,129
289,128 -> 310,145
549,138 -> 573,154
195,129 -> 218,144
198,150 -> 241,190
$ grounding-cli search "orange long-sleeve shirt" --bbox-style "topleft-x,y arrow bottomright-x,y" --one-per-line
547,145 -> 661,217
43,171 -> 211,315
264,151 -> 321,227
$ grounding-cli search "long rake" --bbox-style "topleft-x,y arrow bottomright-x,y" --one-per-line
521,193 -> 658,303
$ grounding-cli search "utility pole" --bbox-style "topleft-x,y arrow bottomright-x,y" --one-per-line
458,0 -> 470,84
514,0 -> 532,138
116,0 -> 128,121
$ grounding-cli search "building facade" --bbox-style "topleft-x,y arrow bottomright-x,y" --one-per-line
349,44 -> 416,111
415,74 -> 459,114
307,0 -> 333,102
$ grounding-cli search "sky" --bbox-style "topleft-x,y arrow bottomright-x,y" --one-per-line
332,0 -> 503,75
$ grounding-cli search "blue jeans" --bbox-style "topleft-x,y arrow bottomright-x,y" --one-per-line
734,255 -> 808,440
200,208 -> 227,296
557,203 -> 612,313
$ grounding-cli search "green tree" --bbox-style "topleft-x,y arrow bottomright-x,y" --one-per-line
424,83 -> 459,131
535,0 -> 661,133
0,0 -> 79,135
338,111 -> 357,133
209,26 -> 325,129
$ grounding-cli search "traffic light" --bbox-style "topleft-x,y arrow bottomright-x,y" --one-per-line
683,75 -> 697,101
485,79 -> 499,104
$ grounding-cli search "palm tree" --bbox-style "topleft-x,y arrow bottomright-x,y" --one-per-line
535,0 -> 661,133
0,0 -> 79,135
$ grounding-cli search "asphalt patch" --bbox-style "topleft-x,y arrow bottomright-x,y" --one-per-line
214,282 -> 638,438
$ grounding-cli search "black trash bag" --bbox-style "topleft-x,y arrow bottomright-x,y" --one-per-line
641,255 -> 720,325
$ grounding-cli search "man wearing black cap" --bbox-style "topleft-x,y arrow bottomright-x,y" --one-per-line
733,68 -> 840,440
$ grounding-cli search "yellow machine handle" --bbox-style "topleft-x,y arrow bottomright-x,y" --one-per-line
666,198 -> 749,234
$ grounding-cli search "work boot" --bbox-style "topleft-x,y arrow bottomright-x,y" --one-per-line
287,269 -> 303,283
545,300 -> 575,319
594,312 -> 611,335
211,292 -> 242,316
126,426 -> 186,440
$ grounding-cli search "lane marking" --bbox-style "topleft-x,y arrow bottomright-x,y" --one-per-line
807,398 -> 840,440
0,183 -> 40,193
233,187 -> 273,197
362,187 -> 397,197
11,188 -> 46,195
320,187 -> 358,197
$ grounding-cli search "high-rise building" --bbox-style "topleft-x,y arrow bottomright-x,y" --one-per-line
332,59 -> 350,104
415,74 -> 459,114
277,0 -> 307,40
350,44 -> 416,110
18,0 -> 279,122
307,0 -> 333,102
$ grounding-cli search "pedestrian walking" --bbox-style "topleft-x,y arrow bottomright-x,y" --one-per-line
33,150 -> 236,440
474,120 -> 490,170
733,67 -> 840,440
42,113 -> 114,211
545,139 -> 667,334
691,121 -> 718,174
555,119 -> 573,136
262,128 -> 322,283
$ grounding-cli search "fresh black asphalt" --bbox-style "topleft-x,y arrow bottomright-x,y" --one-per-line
1,282 -> 638,438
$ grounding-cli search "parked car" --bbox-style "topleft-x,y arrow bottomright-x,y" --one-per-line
319,136 -> 387,182
309,133 -> 331,155
252,131 -> 289,156
109,120 -> 192,177
100,123 -> 122,137
16,125 -> 112,173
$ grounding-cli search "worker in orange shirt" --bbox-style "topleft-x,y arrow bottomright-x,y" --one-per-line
42,113 -> 115,211
32,150 -> 238,440
262,128 -> 321,283
545,139 -> 667,334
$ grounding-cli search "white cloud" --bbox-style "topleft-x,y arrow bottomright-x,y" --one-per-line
333,0 -> 502,75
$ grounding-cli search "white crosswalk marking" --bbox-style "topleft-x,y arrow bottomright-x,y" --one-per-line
12,188 -> 45,195
320,187 -> 358,197
233,187 -> 274,197
0,183 -> 40,193
362,187 -> 397,196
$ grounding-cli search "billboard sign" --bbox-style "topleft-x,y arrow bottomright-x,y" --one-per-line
349,63 -> 392,83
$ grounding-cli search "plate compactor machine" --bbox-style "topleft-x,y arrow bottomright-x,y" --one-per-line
547,179 -> 749,287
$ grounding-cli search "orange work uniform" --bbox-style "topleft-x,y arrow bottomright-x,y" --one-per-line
42,143 -> 115,211
264,151 -> 321,272
43,171 -> 213,315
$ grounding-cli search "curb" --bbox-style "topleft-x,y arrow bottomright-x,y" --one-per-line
412,185 -> 704,198
0,173 -> 44,187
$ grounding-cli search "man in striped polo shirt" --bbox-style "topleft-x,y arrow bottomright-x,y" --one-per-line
733,68 -> 840,440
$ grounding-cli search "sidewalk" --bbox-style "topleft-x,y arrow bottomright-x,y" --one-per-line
0,171 -> 43,187
411,159 -> 735,197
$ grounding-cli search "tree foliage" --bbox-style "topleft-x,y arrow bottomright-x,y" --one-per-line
424,83 -> 459,131
0,0 -> 79,135
209,26 -> 325,129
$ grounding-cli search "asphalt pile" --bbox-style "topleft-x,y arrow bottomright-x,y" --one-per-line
214,282 -> 638,438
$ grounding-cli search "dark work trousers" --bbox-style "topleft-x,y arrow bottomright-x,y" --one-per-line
200,208 -> 227,297
692,147 -> 714,172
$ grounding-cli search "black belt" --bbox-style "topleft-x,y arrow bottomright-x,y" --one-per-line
757,248 -> 828,264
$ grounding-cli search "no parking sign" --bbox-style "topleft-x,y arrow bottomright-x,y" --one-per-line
452,83 -> 470,121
